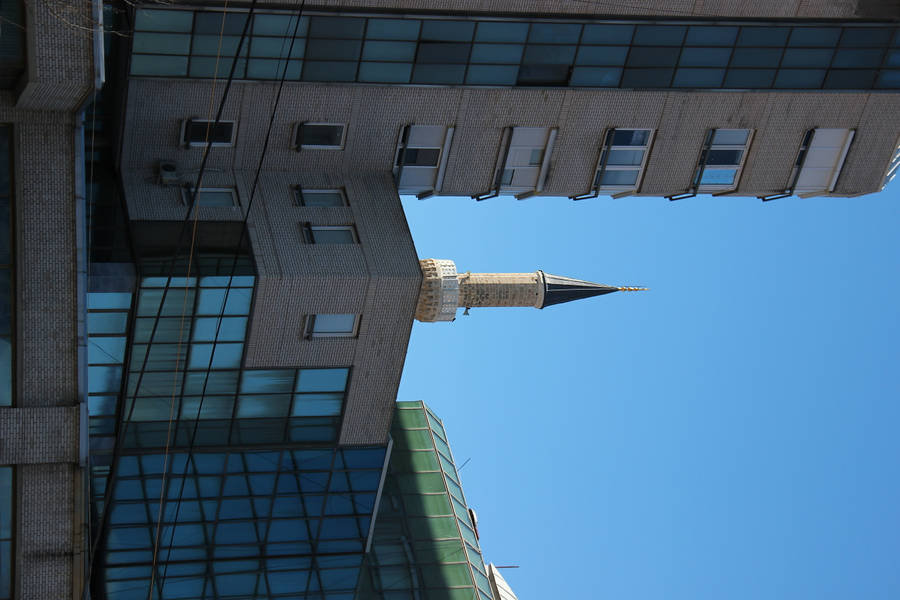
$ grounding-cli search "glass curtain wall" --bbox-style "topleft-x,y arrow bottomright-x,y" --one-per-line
0,466 -> 11,600
130,9 -> 900,91
359,402 -> 493,600
0,126 -> 12,407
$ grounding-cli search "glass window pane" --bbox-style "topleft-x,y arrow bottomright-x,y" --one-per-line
361,40 -> 417,61
416,42 -> 471,64
470,43 -> 524,64
420,20 -> 475,42
522,45 -> 576,65
475,22 -> 529,43
620,68 -> 674,88
358,62 -> 413,83
685,26 -> 738,46
712,130 -> 749,145
581,24 -> 634,45
131,55 -> 188,77
774,69 -> 825,88
723,68 -> 776,88
180,396 -> 234,419
611,129 -> 650,146
824,69 -> 877,89
309,16 -> 365,39
191,35 -> 248,57
241,369 -> 295,394
189,57 -> 246,79
296,368 -> 349,393
311,227 -> 355,244
89,337 -> 127,364
246,58 -> 303,80
528,23 -> 581,44
253,14 -> 306,37
699,168 -> 738,185
840,27 -> 892,47
569,66 -> 621,87
679,47 -> 731,67
193,317 -> 247,342
194,190 -> 235,207
133,33 -> 192,55
311,314 -> 357,335
606,149 -> 645,165
135,9 -> 194,33
706,149 -> 743,165
516,64 -> 570,85
87,312 -> 129,334
831,48 -> 884,68
299,190 -> 345,207
365,18 -> 420,41
876,69 -> 900,88
300,125 -> 344,147
788,27 -> 841,47
195,12 -> 248,35
188,343 -> 243,370
673,68 -> 725,88
737,27 -> 790,47
250,37 -> 305,59
196,288 -> 252,315
306,39 -> 362,61
292,392 -> 343,416
237,395 -> 291,418
781,48 -> 833,68
301,60 -> 357,82
627,47 -> 679,68
598,170 -> 639,186
412,63 -> 466,84
465,64 -> 519,85
88,293 -> 132,310
633,26 -> 685,46
576,45 -> 628,66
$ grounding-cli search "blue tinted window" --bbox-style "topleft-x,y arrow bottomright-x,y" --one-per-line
686,26 -> 738,46
628,47 -> 679,68
576,46 -> 628,66
411,64 -> 466,84
416,42 -> 470,64
528,23 -> 582,44
730,48 -> 783,68
465,65 -> 519,85
475,22 -> 529,43
840,28 -> 892,47
831,48 -> 885,68
633,26 -> 685,46
358,62 -> 412,83
621,68 -> 674,87
470,43 -> 524,64
302,61 -> 358,82
774,69 -> 825,88
365,18 -> 419,40
781,48 -> 833,68
522,45 -> 576,65
824,69 -> 877,89
581,24 -> 634,44
362,40 -> 417,61
673,68 -> 725,87
308,16 -> 365,38
679,47 -> 731,67
789,27 -> 841,47
737,27 -> 790,47
421,20 -> 474,42
876,70 -> 900,88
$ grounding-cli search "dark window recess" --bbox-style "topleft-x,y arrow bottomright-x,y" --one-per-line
183,120 -> 234,145
517,64 -> 570,85
399,148 -> 440,167
297,124 -> 345,148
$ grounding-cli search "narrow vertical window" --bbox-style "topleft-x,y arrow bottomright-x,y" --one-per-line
594,128 -> 654,192
694,129 -> 753,191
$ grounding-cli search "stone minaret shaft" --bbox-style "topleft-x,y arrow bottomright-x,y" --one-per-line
415,259 -> 643,323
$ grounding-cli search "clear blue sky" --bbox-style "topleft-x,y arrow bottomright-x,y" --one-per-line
397,184 -> 900,600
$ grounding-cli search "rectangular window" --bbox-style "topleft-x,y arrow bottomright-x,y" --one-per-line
394,125 -> 455,195
295,123 -> 346,149
295,188 -> 347,207
181,119 -> 236,147
594,128 -> 654,191
694,129 -> 753,191
791,128 -> 855,194
304,314 -> 360,338
182,187 -> 239,207
497,126 -> 557,194
1,466 -> 11,599
301,224 -> 359,244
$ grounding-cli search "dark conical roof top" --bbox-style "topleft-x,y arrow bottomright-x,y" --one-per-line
539,271 -> 621,308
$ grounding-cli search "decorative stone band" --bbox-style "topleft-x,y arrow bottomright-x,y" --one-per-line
415,259 -> 460,322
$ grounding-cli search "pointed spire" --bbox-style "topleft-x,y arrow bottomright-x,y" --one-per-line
538,271 -> 623,308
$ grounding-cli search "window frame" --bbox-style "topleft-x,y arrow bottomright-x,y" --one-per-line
593,128 -> 655,193
294,188 -> 348,207
693,128 -> 754,191
180,119 -> 237,148
294,122 -> 347,150
181,187 -> 240,208
300,224 -> 359,244
304,314 -> 361,339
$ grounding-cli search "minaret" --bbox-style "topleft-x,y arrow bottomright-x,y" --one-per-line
415,259 -> 645,322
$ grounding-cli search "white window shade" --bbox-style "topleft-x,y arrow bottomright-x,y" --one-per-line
499,126 -> 556,194
395,125 -> 455,195
794,128 -> 854,194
